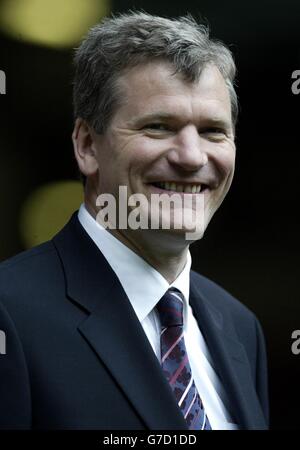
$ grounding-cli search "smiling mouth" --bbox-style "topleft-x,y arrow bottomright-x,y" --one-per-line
150,181 -> 208,194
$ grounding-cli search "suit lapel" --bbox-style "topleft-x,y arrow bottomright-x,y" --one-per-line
77,308 -> 187,430
53,214 -> 187,430
189,280 -> 267,430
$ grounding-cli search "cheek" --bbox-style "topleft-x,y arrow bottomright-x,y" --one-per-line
214,145 -> 236,182
224,154 -> 236,181
127,139 -> 167,174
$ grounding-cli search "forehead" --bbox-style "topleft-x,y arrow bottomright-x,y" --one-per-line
115,61 -> 232,124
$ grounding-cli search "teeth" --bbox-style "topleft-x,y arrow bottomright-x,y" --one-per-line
154,182 -> 203,193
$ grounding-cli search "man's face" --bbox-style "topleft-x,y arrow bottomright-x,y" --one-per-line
89,61 -> 236,242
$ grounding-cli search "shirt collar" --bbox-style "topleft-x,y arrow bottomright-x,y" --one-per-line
78,203 -> 191,323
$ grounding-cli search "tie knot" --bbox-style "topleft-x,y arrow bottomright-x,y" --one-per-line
156,289 -> 184,327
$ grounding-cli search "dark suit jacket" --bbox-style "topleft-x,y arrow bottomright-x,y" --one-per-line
0,213 -> 269,430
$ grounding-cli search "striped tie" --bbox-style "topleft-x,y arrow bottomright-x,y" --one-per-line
156,289 -> 212,430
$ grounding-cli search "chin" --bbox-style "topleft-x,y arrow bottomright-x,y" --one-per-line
154,225 -> 206,244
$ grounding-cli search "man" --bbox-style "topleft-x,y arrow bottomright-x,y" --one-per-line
0,12 -> 269,430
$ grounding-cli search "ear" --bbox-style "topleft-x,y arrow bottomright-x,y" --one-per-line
72,118 -> 99,176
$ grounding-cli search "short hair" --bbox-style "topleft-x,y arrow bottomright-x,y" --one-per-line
73,11 -> 238,136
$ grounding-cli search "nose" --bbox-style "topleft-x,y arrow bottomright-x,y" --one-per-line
167,125 -> 208,172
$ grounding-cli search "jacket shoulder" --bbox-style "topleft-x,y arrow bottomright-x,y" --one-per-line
0,241 -> 55,268
0,241 -> 62,307
190,269 -> 255,321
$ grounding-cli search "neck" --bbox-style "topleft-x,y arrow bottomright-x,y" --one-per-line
84,196 -> 189,284
111,228 -> 189,283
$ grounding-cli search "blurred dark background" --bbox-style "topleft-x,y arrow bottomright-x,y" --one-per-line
0,0 -> 299,430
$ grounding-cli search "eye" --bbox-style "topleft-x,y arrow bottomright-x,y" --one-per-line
200,127 -> 227,139
144,123 -> 170,131
203,127 -> 225,134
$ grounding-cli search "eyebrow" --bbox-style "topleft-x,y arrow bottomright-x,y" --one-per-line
128,112 -> 175,126
128,111 -> 232,129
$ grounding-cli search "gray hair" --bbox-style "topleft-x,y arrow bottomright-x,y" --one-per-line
73,11 -> 238,134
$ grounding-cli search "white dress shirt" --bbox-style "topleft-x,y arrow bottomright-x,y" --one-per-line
78,204 -> 238,430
